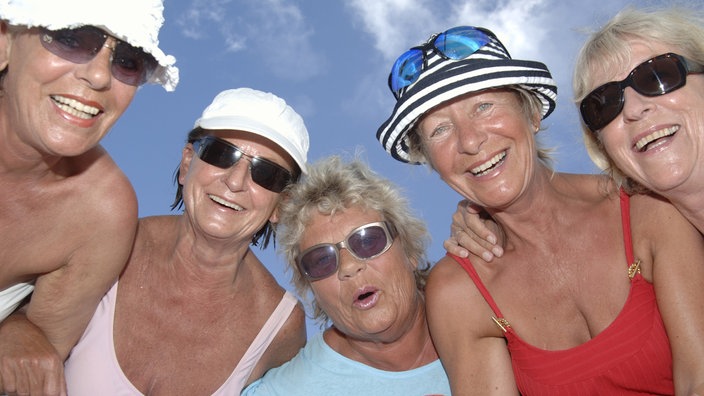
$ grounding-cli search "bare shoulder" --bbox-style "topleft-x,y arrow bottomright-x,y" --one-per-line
426,255 -> 498,336
427,255 -> 472,298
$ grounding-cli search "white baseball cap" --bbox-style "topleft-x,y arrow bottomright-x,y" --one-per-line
0,0 -> 178,91
195,88 -> 309,174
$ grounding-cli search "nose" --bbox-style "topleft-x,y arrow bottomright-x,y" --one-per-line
620,86 -> 654,124
336,249 -> 367,280
223,158 -> 251,192
456,121 -> 487,155
74,38 -> 116,90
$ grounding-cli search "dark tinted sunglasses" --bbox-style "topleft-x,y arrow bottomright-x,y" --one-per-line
298,221 -> 397,281
192,136 -> 294,193
39,26 -> 158,87
388,26 -> 493,99
580,53 -> 704,133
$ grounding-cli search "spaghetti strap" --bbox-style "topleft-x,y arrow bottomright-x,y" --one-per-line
447,253 -> 505,318
619,189 -> 636,267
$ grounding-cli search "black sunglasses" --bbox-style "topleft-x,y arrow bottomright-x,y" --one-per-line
580,53 -> 704,133
39,26 -> 158,87
192,136 -> 294,193
298,221 -> 397,281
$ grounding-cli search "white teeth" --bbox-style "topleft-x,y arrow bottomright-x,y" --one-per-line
635,126 -> 678,151
209,194 -> 243,211
51,95 -> 100,119
471,151 -> 506,176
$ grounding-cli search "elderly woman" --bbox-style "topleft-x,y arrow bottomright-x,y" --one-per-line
576,6 -> 704,235
0,0 -> 177,393
62,88 -> 307,395
242,156 -> 450,396
376,25 -> 704,394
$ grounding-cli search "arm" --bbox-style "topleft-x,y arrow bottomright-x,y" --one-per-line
426,256 -> 518,395
639,196 -> 704,395
25,179 -> 137,359
443,200 -> 504,261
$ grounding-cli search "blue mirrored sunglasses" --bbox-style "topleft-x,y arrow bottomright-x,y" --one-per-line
387,26 -> 493,99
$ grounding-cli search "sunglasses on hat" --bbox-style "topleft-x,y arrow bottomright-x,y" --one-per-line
298,221 -> 397,281
580,53 -> 704,133
39,26 -> 158,87
388,26 -> 494,100
192,136 -> 295,193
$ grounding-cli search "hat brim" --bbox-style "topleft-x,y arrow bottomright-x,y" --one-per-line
377,58 -> 557,164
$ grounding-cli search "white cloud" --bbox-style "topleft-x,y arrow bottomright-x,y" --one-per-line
177,0 -> 326,81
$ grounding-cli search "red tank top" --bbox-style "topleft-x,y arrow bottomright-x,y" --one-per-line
450,190 -> 673,395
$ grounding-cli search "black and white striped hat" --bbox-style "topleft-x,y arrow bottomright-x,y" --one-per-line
377,27 -> 557,164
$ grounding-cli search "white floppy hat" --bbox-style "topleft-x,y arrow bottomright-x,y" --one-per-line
377,26 -> 557,164
195,88 -> 309,174
0,0 -> 178,91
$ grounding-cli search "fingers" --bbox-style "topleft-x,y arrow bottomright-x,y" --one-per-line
1,354 -> 65,396
449,200 -> 503,260
444,236 -> 470,258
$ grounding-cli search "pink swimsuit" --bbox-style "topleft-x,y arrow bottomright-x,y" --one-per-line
64,281 -> 298,395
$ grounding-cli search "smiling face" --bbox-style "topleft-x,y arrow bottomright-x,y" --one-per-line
302,207 -> 421,342
417,89 -> 540,209
179,130 -> 296,243
594,39 -> 704,196
0,25 -> 137,159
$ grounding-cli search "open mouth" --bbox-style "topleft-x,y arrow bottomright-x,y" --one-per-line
353,286 -> 379,309
51,95 -> 100,120
634,126 -> 678,152
471,151 -> 506,176
209,194 -> 243,211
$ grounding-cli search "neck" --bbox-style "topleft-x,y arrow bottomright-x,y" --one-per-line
667,195 -> 704,235
325,299 -> 438,371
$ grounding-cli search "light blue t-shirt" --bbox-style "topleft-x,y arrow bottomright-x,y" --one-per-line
242,332 -> 450,396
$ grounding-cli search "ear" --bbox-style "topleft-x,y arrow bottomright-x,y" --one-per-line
268,200 -> 281,224
178,143 -> 195,185
532,113 -> 541,134
0,22 -> 12,72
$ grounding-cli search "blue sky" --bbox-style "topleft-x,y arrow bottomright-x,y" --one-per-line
103,0 -> 670,333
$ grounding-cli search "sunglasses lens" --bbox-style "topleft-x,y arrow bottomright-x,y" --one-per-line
300,245 -> 338,280
40,27 -> 105,63
581,83 -> 624,132
249,159 -> 292,193
347,225 -> 390,259
632,56 -> 686,96
434,26 -> 490,60
196,137 -> 240,169
390,48 -> 424,94
111,43 -> 158,86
